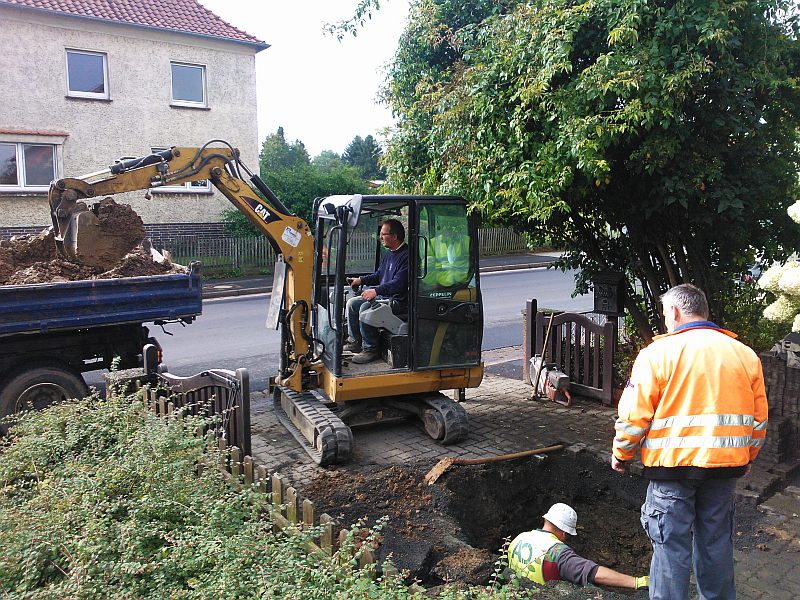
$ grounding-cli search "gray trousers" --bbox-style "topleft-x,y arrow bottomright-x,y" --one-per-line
346,296 -> 379,350
641,478 -> 737,600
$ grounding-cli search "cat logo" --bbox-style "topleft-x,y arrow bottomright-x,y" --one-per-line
254,204 -> 272,222
242,196 -> 280,224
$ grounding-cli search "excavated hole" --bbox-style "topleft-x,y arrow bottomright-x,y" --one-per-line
442,451 -> 653,576
306,451 -> 654,592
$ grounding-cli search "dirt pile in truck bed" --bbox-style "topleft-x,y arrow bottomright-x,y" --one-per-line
0,200 -> 186,285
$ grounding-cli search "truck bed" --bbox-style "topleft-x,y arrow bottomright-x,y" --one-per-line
0,262 -> 202,336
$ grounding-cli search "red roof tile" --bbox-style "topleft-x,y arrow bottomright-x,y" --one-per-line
0,0 -> 267,49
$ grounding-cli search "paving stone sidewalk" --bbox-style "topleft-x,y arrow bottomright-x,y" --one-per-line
249,346 -> 800,599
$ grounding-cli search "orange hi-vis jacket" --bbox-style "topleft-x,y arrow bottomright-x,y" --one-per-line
613,322 -> 768,472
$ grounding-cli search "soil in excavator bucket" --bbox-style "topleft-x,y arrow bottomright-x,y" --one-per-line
63,198 -> 146,270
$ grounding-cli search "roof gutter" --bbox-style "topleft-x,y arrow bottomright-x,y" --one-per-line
1,3 -> 270,52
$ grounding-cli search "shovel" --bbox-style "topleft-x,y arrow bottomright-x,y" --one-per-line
423,443 -> 565,485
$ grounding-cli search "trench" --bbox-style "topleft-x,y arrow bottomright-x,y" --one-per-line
308,450 -> 653,592
440,451 -> 653,578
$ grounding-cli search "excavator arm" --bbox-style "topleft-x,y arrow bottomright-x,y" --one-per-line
48,141 -> 315,392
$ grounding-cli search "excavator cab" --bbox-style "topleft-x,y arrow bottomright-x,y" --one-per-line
312,195 -> 483,390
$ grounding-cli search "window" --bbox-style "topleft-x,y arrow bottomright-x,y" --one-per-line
147,148 -> 211,193
170,62 -> 206,107
0,143 -> 57,190
66,49 -> 109,99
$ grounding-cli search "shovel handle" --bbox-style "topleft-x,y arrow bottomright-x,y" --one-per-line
450,444 -> 564,466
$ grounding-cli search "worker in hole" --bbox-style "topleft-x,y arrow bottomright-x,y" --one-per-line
507,503 -> 649,591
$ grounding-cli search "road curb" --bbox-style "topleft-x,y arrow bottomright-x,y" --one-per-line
202,260 -> 558,299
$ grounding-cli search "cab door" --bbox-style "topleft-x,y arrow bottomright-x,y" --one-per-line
412,201 -> 483,369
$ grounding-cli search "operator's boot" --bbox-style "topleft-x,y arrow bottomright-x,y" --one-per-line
343,339 -> 362,353
351,348 -> 380,364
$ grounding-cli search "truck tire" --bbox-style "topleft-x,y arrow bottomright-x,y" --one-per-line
0,363 -> 89,419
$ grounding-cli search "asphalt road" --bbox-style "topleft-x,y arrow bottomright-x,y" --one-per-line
87,267 -> 591,393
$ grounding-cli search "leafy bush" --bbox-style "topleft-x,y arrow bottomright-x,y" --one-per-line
718,283 -> 790,354
0,396 -> 403,598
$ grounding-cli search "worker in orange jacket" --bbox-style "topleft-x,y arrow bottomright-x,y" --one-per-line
611,283 -> 768,600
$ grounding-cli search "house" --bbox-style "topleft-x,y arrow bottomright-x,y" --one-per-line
0,0 -> 267,246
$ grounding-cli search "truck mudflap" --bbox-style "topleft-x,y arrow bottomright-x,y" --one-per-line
272,386 -> 352,466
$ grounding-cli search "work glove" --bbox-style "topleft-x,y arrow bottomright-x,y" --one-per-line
635,576 -> 649,590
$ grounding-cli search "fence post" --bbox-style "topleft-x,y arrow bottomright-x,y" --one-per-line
236,368 -> 251,457
271,474 -> 283,532
286,487 -> 298,524
320,513 -> 333,555
522,299 -> 537,384
602,321 -> 615,406
243,455 -> 253,487
302,499 -> 314,530
257,465 -> 268,494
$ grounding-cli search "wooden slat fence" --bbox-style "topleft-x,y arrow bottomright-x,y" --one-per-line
524,300 -> 616,406
140,370 -> 393,578
163,228 -> 529,276
478,228 -> 530,255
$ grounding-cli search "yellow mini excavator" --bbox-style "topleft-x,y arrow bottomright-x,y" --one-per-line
48,141 -> 484,464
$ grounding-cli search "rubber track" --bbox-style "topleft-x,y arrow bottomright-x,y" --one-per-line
273,387 -> 353,466
421,392 -> 469,444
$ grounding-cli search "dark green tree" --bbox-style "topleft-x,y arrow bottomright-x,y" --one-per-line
383,0 -> 800,340
343,135 -> 386,179
260,127 -> 310,172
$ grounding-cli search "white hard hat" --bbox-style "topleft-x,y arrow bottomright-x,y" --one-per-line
543,503 -> 578,536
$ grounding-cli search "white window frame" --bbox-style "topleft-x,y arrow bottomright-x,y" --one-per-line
0,142 -> 60,192
170,62 -> 207,108
65,49 -> 110,100
145,148 -> 212,194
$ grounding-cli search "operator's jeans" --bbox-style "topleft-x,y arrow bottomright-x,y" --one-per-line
642,478 -> 737,600
346,296 -> 379,351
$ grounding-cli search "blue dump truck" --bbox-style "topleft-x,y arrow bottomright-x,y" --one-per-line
0,262 -> 202,418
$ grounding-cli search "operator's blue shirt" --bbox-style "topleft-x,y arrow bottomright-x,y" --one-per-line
361,243 -> 409,302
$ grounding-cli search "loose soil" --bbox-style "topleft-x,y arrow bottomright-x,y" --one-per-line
306,451 -> 779,598
0,199 -> 185,285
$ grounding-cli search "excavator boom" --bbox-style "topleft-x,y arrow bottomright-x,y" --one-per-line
48,142 -> 315,392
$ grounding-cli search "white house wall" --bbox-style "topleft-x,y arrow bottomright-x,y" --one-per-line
0,6 -> 261,227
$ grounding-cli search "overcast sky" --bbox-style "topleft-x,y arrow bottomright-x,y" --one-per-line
198,0 -> 411,158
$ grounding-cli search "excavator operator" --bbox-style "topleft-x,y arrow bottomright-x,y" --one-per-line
345,219 -> 409,364
507,503 -> 649,591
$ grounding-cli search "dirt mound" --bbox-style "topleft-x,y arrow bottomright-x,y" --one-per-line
0,201 -> 185,285
74,198 -> 146,270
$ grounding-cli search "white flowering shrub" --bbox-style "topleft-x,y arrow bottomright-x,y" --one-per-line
761,202 -> 800,331
758,264 -> 785,293
787,200 -> 800,224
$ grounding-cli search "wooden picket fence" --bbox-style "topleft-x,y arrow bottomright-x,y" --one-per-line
165,228 -> 530,277
136,373 -> 394,578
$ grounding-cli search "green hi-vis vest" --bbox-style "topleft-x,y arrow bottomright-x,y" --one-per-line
507,529 -> 567,584
425,235 -> 470,288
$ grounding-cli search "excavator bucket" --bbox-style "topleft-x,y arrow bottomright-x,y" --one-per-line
50,189 -> 146,270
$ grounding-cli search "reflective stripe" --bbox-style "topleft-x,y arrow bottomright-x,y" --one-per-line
650,414 -> 754,431
615,421 -> 648,437
753,420 -> 768,431
750,438 -> 765,448
614,439 -> 639,451
642,435 -> 752,450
